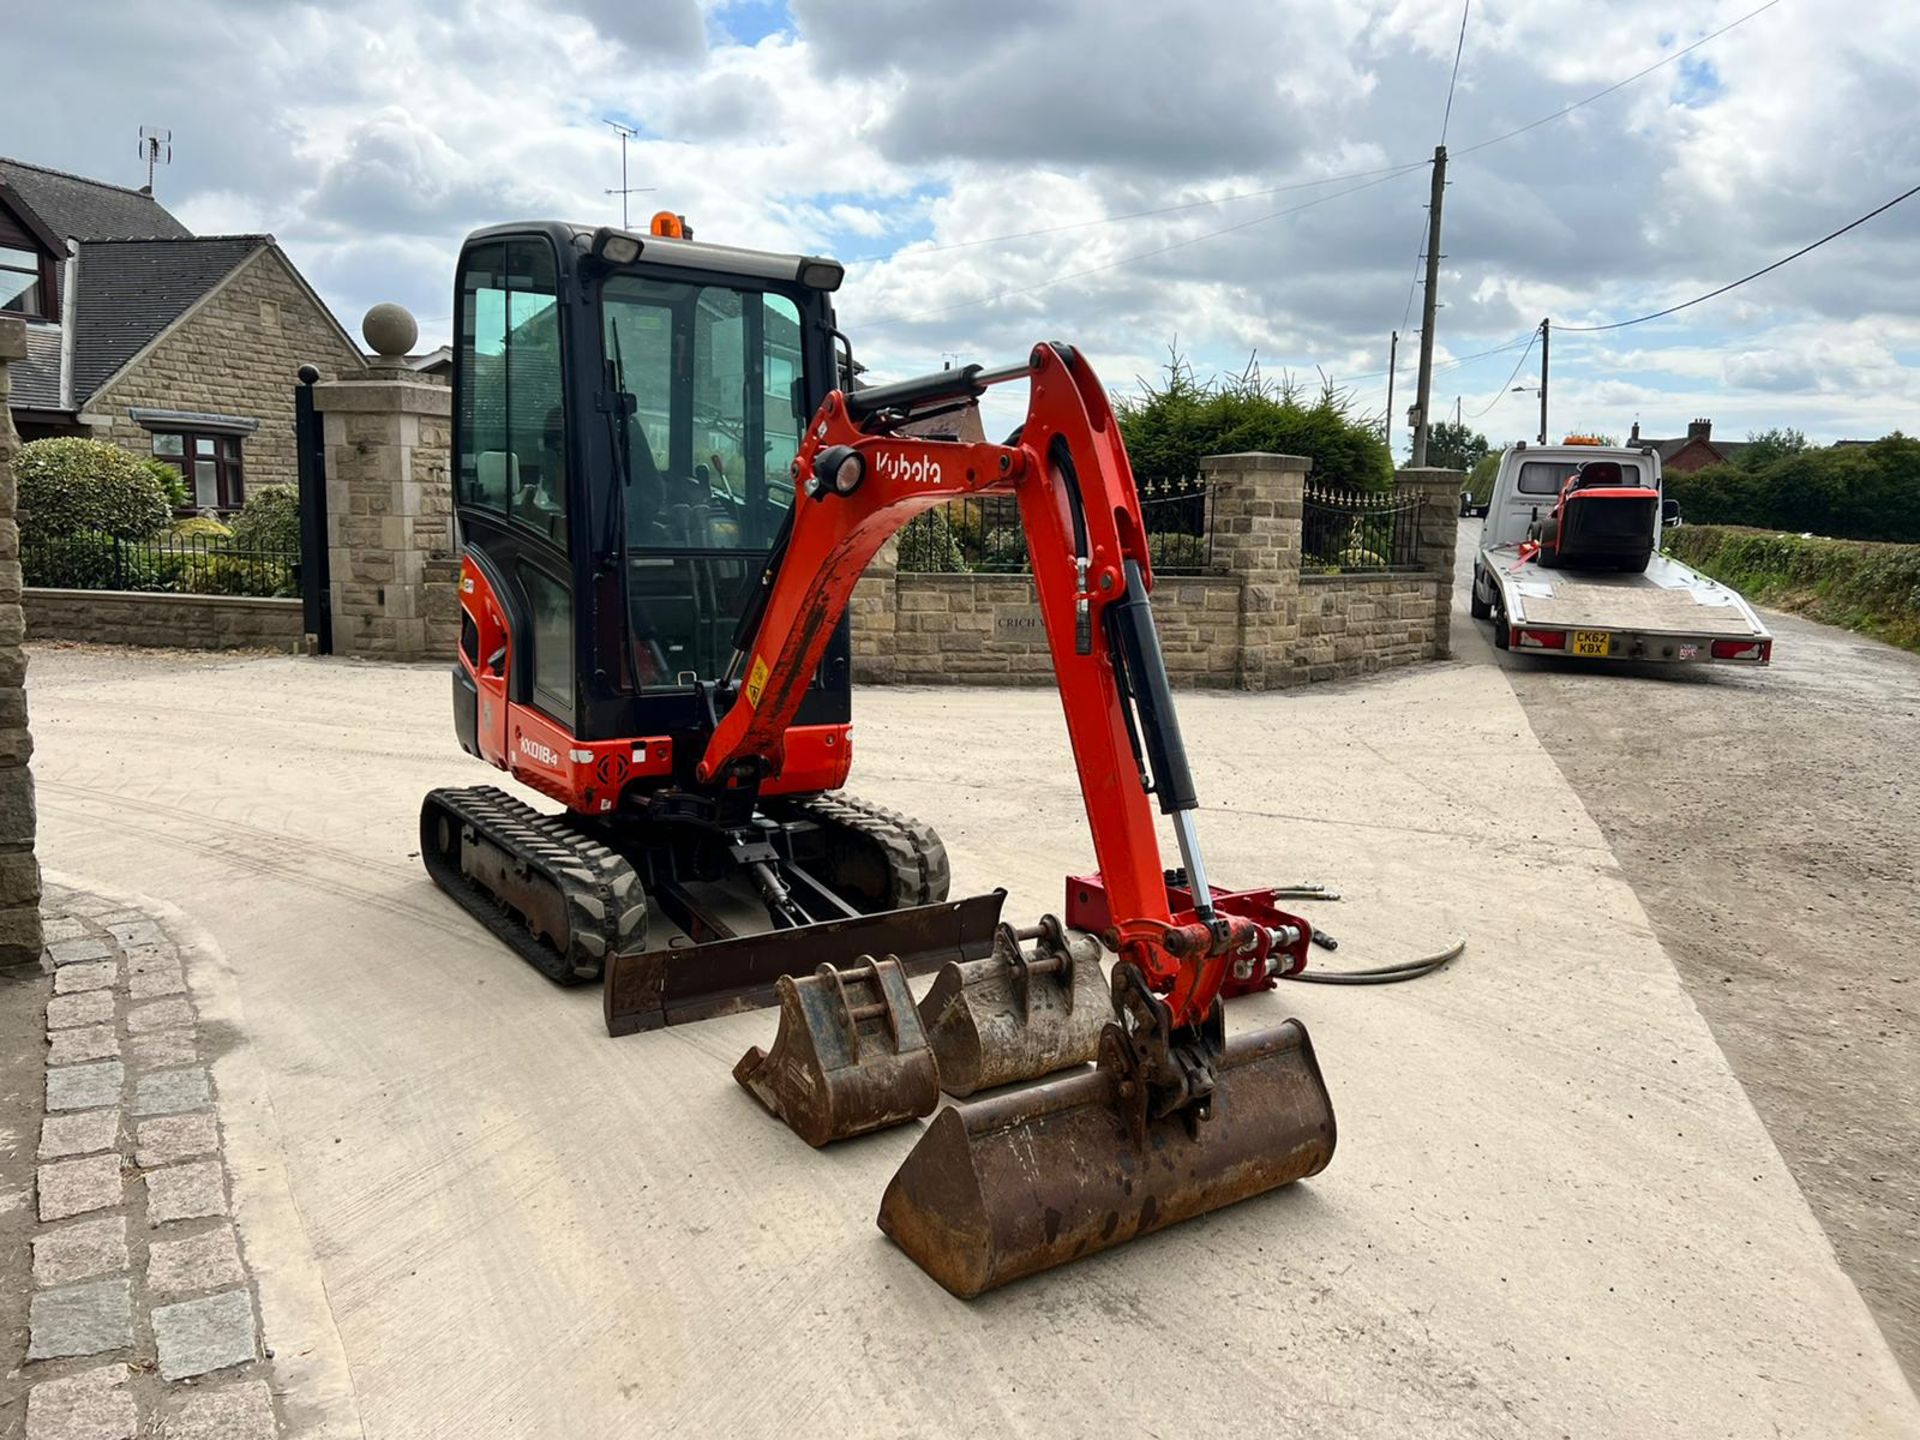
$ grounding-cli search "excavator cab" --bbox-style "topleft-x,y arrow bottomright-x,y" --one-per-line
423,221 -> 996,1023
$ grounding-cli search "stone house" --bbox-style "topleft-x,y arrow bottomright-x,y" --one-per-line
0,157 -> 364,512
1628,418 -> 1749,474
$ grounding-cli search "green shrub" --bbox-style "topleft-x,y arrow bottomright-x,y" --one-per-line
181,554 -> 294,597
170,516 -> 233,540
1117,348 -> 1393,494
1665,525 -> 1920,653
16,438 -> 172,541
978,526 -> 1030,572
227,484 -> 301,554
1148,531 -> 1210,573
898,509 -> 969,572
1664,435 -> 1920,543
143,458 -> 191,511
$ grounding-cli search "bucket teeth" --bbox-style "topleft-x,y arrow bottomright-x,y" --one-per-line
734,956 -> 941,1147
877,1018 -> 1337,1297
918,918 -> 1112,1097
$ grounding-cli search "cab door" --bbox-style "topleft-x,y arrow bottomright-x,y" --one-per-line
452,234 -> 579,763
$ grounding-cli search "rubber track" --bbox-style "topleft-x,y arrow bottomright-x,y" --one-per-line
784,793 -> 953,909
420,785 -> 648,985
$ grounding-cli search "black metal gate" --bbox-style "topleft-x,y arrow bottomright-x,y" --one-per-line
293,365 -> 332,654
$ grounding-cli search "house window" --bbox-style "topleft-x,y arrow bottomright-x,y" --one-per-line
0,245 -> 43,317
152,431 -> 245,511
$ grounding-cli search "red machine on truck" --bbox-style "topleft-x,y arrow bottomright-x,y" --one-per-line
421,215 -> 1335,1295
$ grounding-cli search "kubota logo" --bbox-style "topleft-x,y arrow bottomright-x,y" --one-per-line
875,451 -> 942,485
518,735 -> 559,767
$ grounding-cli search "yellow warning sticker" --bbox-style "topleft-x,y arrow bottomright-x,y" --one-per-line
745,655 -> 770,708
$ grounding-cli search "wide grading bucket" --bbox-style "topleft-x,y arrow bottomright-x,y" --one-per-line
876,1018 -> 1336,1297
918,918 -> 1111,1097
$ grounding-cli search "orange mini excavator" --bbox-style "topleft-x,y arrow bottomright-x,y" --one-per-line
422,216 -> 1336,1295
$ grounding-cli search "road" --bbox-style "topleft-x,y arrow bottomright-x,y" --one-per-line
1456,530 -> 1920,1384
14,632 -> 1917,1438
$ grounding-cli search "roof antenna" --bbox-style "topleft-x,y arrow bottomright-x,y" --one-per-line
137,126 -> 172,194
602,120 -> 655,230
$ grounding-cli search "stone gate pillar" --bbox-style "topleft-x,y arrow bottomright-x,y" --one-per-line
1204,452 -> 1311,691
0,317 -> 42,964
309,306 -> 457,662
1393,465 -> 1466,658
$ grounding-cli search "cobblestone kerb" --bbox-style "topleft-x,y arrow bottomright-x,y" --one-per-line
11,885 -> 282,1439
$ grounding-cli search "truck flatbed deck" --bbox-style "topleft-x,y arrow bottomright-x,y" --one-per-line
1469,443 -> 1772,666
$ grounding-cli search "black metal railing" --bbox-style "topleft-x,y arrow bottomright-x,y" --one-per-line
23,529 -> 300,599
897,476 -> 1218,575
1300,482 -> 1423,573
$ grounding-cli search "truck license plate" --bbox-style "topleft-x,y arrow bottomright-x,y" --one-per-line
1572,630 -> 1611,657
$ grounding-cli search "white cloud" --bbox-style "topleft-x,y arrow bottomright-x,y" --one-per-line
2,0 -> 1915,444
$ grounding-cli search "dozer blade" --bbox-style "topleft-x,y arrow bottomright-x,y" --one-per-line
918,917 -> 1111,1097
876,1019 -> 1336,1298
734,957 -> 940,1147
604,891 -> 1004,1036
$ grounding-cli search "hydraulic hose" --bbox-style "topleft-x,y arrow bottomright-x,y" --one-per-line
1279,939 -> 1466,986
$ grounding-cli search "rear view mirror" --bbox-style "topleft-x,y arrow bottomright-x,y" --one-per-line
1662,498 -> 1682,527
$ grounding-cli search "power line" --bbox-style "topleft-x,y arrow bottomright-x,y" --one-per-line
1469,323 -> 1540,418
873,166 -> 1424,325
1339,332 -> 1537,389
1440,1 -> 1472,145
1559,179 -> 1920,333
1453,0 -> 1783,159
851,0 -> 1778,274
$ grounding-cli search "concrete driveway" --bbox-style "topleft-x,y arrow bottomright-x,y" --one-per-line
19,629 -> 1920,1437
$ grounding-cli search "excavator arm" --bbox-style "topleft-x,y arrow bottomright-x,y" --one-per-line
699,342 -> 1307,1082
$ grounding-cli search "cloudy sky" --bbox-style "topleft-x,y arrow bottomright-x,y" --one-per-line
6,0 -> 1916,448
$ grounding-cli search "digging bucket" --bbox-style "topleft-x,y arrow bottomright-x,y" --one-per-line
918,917 -> 1112,1097
734,957 -> 940,1147
876,1018 -> 1335,1297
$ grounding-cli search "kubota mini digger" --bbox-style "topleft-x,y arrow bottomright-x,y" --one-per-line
423,214 -> 1336,1296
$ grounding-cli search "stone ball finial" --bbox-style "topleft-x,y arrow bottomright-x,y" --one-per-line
362,303 -> 419,359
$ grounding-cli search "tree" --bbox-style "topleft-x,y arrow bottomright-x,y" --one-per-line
1466,451 -> 1504,505
1739,427 -> 1809,470
16,438 -> 172,541
1423,421 -> 1490,474
1116,349 -> 1393,492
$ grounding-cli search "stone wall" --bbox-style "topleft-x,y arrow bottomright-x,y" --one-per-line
1295,572 -> 1452,681
310,370 -> 458,661
0,318 -> 42,964
873,573 -> 1245,686
22,590 -> 303,653
88,247 -> 365,497
852,455 -> 1463,690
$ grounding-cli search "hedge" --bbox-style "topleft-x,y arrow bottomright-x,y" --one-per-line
1664,435 -> 1920,543
1664,525 -> 1920,654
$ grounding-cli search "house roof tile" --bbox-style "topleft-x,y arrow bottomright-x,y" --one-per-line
0,158 -> 192,242
71,236 -> 271,400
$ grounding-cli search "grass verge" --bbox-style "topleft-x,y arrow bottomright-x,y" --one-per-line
1665,525 -> 1920,654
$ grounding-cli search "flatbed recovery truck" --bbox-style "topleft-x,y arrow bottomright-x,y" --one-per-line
1468,441 -> 1773,665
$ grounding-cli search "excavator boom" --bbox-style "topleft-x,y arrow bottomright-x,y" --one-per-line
710,342 -> 1336,1294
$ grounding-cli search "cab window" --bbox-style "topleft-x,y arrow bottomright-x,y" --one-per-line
458,239 -> 569,547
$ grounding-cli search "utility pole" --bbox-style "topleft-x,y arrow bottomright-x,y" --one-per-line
1538,317 -> 1550,444
1384,330 -> 1398,458
603,120 -> 654,229
1410,145 -> 1447,466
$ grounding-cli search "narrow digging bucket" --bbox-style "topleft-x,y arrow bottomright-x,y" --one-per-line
734,957 -> 940,1147
876,1019 -> 1335,1297
918,917 -> 1112,1098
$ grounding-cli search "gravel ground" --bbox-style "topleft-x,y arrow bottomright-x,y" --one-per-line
1459,535 -> 1920,1384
